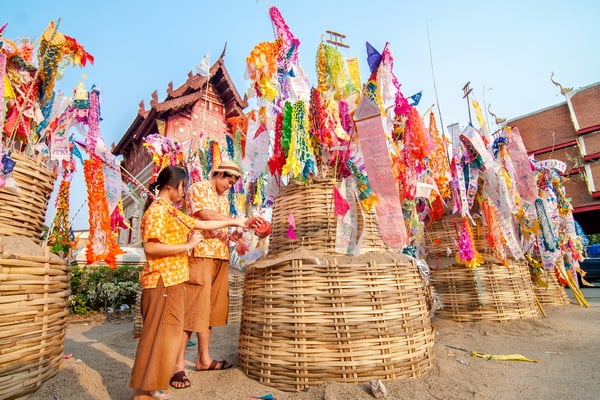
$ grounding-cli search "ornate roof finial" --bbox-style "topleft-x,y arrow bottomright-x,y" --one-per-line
550,72 -> 573,95
219,42 -> 227,60
150,90 -> 158,107
487,104 -> 506,125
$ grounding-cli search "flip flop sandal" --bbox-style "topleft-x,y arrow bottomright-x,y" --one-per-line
150,390 -> 173,399
169,370 -> 191,389
196,359 -> 233,371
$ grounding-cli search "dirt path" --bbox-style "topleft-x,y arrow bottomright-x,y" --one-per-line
31,298 -> 600,400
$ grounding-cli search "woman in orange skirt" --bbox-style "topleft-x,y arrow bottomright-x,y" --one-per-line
130,166 -> 247,400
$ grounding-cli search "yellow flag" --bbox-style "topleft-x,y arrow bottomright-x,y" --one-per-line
471,99 -> 488,136
346,57 -> 362,91
471,351 -> 540,363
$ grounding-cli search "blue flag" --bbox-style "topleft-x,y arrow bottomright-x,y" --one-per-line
409,91 -> 422,106
365,42 -> 382,74
71,136 -> 85,165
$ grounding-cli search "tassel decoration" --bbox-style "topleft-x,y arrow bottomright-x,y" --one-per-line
456,215 -> 483,268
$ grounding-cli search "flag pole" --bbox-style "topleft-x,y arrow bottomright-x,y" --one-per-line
426,19 -> 446,137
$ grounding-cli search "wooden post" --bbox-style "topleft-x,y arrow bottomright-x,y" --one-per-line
462,81 -> 473,125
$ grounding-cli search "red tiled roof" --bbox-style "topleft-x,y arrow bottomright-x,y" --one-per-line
113,45 -> 247,155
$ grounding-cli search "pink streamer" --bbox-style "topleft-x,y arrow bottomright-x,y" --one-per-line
269,6 -> 300,70
0,53 -> 5,136
354,93 -> 408,250
86,87 -> 101,154
287,212 -> 297,239
507,127 -> 537,204
333,185 -> 350,217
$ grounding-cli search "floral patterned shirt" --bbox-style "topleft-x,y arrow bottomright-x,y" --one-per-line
140,200 -> 197,288
186,180 -> 230,260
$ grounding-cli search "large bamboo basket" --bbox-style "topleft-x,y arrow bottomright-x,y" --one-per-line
132,286 -> 143,336
268,179 -> 386,257
0,152 -> 56,244
227,271 -> 245,324
424,214 -> 462,258
531,269 -> 570,305
429,259 -> 540,322
238,250 -> 435,392
424,214 -> 502,260
0,236 -> 69,400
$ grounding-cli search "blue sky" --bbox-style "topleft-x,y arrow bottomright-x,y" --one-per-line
5,0 -> 600,230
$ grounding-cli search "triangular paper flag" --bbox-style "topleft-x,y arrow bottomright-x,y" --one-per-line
333,185 -> 350,217
365,41 -> 382,74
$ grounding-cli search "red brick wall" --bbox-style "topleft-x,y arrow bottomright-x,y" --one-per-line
581,131 -> 600,157
570,85 -> 600,131
563,174 -> 596,208
587,161 -> 600,193
509,105 -> 577,152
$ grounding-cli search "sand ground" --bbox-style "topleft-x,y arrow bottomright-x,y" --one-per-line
28,288 -> 600,400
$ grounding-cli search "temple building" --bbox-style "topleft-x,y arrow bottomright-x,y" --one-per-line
507,81 -> 600,235
112,46 -> 248,246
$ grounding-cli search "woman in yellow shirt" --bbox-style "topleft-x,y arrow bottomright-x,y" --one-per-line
130,166 -> 247,400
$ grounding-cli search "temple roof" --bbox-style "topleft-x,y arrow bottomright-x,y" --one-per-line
113,44 -> 248,156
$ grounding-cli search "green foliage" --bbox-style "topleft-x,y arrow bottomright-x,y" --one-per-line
69,264 -> 141,315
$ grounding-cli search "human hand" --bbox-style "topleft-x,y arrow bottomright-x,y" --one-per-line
247,216 -> 272,238
228,227 -> 243,242
187,230 -> 205,249
232,217 -> 248,228
245,216 -> 262,229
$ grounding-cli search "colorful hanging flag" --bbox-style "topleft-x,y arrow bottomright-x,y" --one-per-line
506,127 -> 538,205
365,42 -> 382,74
409,91 -> 422,106
335,177 -> 364,255
333,185 -> 350,217
196,53 -> 210,76
354,82 -> 407,250
287,212 -> 297,240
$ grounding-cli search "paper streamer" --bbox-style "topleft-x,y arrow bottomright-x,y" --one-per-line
506,127 -> 537,204
335,177 -> 362,255
354,90 -> 407,250
460,125 -> 523,259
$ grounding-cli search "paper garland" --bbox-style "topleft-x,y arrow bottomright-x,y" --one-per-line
84,156 -> 124,269
48,178 -> 72,256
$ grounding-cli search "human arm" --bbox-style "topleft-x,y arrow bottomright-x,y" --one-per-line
143,230 -> 205,257
193,216 -> 247,230
194,209 -> 229,221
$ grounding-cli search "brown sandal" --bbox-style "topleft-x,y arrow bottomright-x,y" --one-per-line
169,370 -> 191,389
196,359 -> 232,371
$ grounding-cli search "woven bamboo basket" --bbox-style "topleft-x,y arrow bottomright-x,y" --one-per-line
0,152 -> 56,244
238,250 -> 435,392
424,214 -> 501,260
531,269 -> 570,305
227,271 -> 245,324
132,286 -> 143,335
429,259 -> 540,322
423,214 -> 461,258
0,236 -> 69,400
268,179 -> 386,257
